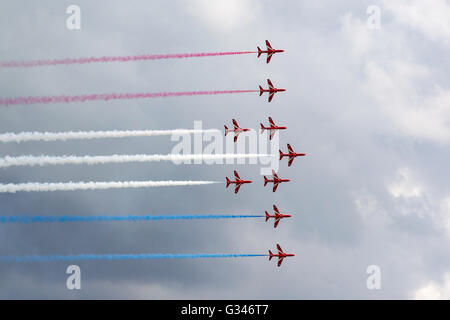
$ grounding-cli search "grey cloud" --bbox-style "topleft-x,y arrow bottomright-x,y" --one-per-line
0,0 -> 449,299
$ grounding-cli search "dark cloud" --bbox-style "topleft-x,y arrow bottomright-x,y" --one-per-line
0,0 -> 449,299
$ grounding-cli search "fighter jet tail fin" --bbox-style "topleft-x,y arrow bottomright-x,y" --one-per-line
260,123 -> 265,134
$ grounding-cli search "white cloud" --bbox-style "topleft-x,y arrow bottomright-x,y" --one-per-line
413,273 -> 450,299
386,167 -> 436,219
385,167 -> 450,235
340,12 -> 374,57
384,0 -> 450,45
339,12 -> 450,144
363,58 -> 450,144
387,167 -> 423,199
440,197 -> 450,236
354,190 -> 393,225
187,0 -> 261,33
353,168 -> 429,222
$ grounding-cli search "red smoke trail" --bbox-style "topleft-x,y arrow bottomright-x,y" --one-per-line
0,90 -> 257,107
0,51 -> 256,68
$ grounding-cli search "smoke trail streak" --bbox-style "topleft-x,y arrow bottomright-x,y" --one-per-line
0,154 -> 269,168
0,129 -> 220,143
0,51 -> 256,68
0,90 -> 257,107
0,180 -> 219,193
0,253 -> 267,263
0,214 -> 264,224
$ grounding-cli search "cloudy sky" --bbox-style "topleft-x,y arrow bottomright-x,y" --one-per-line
0,0 -> 449,299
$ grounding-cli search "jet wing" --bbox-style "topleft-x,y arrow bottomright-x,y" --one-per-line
287,144 -> 294,153
266,40 -> 273,50
232,119 -> 239,129
273,205 -> 279,214
268,92 -> 274,102
272,170 -> 279,180
234,170 -> 241,180
267,79 -> 274,89
274,218 -> 280,228
269,130 -> 276,140
277,244 -> 283,253
234,131 -> 240,142
277,257 -> 284,267
234,183 -> 241,194
288,156 -> 294,167
273,182 -> 279,192
269,117 -> 275,126
266,53 -> 273,64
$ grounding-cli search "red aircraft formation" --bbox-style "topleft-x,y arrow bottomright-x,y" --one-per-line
225,117 -> 288,142
226,170 -> 253,194
225,41 -> 297,266
225,169 -> 293,194
279,143 -> 306,167
224,114 -> 306,193
260,117 -> 287,140
259,79 -> 286,102
265,205 -> 291,228
269,244 -> 295,267
224,119 -> 250,142
264,170 -> 291,192
257,40 -> 284,64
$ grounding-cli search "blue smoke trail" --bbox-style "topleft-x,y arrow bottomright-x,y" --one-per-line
0,214 -> 263,224
0,253 -> 267,263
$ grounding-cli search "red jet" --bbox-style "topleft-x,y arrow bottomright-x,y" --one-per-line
264,170 -> 290,192
260,117 -> 287,140
257,40 -> 284,64
259,79 -> 286,102
269,244 -> 295,267
224,119 -> 250,142
279,144 -> 306,167
226,170 -> 252,194
265,205 -> 292,228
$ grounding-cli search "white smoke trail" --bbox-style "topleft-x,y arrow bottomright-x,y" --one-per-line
0,129 -> 220,143
0,154 -> 270,168
0,180 -> 219,193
